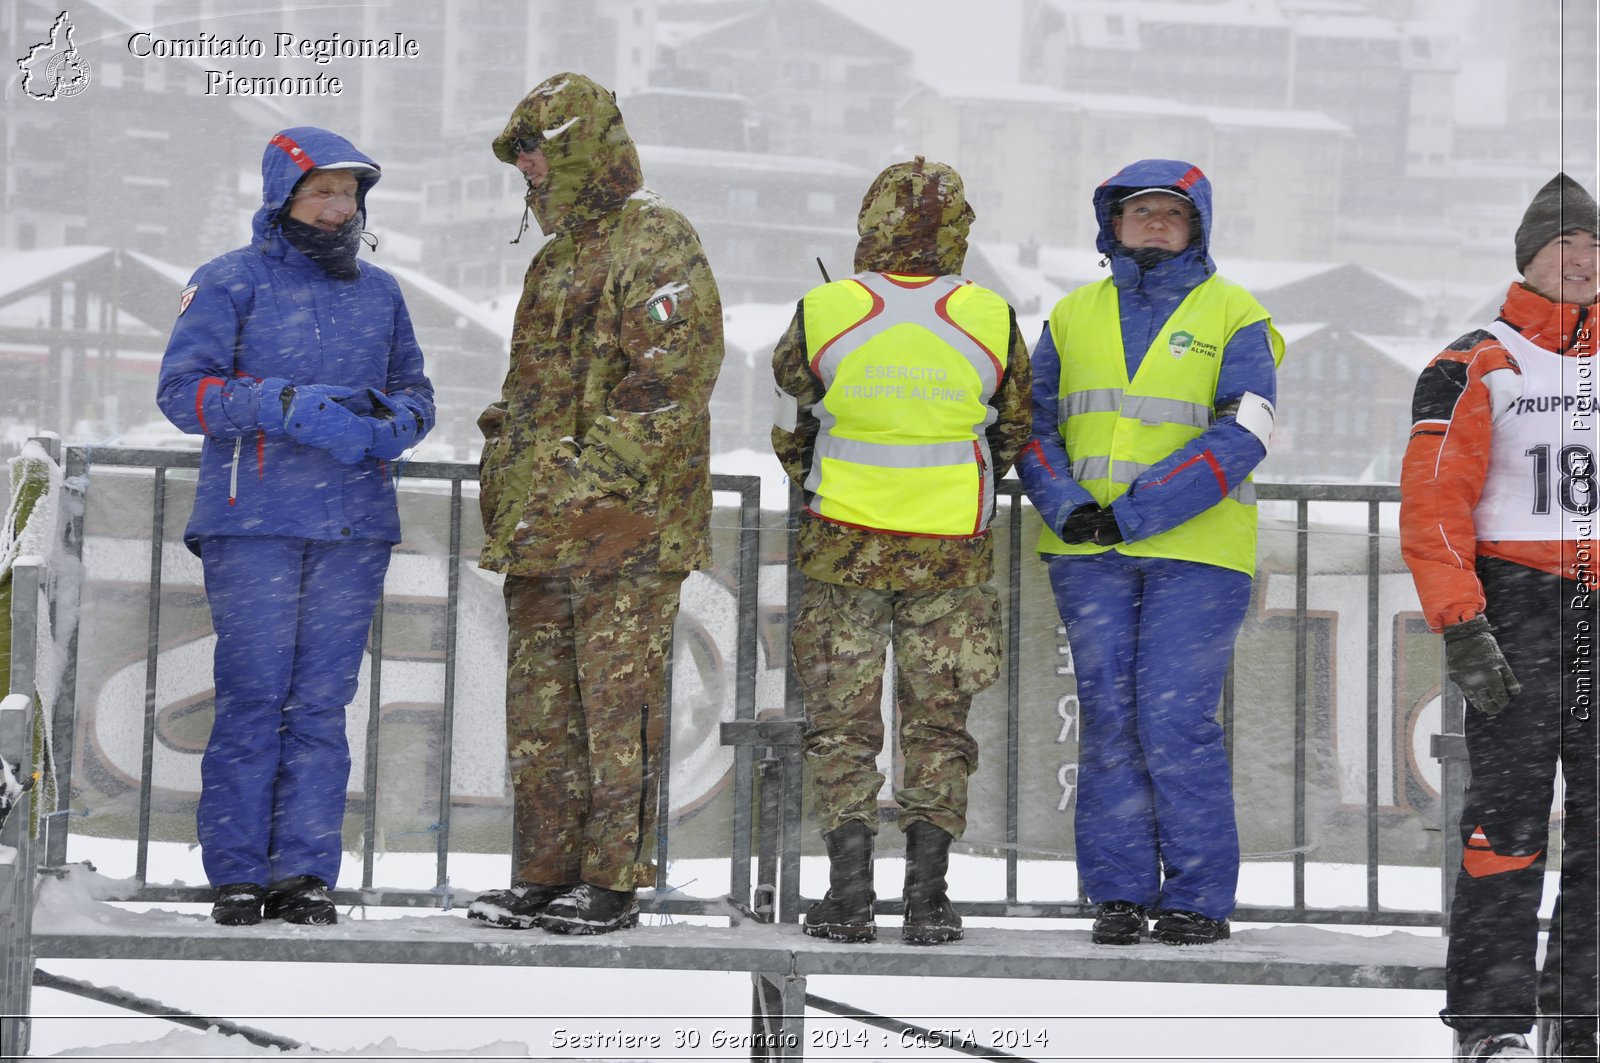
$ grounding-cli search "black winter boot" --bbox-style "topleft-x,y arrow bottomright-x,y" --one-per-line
211,882 -> 265,926
1090,900 -> 1148,945
262,875 -> 337,925
467,881 -> 574,929
1152,908 -> 1230,945
901,820 -> 961,945
539,883 -> 640,935
804,821 -> 876,942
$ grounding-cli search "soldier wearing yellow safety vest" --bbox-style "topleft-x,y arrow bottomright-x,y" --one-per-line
772,158 -> 1031,945
1017,159 -> 1284,947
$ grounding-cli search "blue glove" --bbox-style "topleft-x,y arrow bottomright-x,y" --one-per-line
365,388 -> 419,461
285,385 -> 373,464
256,378 -> 293,435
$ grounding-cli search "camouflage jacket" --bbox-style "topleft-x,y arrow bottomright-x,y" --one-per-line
771,309 -> 1031,591
478,73 -> 724,578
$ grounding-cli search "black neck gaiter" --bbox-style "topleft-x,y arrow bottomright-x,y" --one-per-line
280,215 -> 363,279
1125,245 -> 1184,272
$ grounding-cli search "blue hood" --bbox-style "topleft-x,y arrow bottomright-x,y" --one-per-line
250,127 -> 380,250
1093,158 -> 1214,280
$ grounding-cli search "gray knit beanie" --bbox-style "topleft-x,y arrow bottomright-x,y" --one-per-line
1515,172 -> 1599,274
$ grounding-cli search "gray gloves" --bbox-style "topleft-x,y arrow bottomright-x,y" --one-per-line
1442,615 -> 1521,716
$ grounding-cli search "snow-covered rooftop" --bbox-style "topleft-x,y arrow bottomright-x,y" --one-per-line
1354,332 -> 1447,377
0,247 -> 106,304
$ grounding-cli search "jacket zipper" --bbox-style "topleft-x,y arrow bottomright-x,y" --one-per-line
228,437 -> 242,505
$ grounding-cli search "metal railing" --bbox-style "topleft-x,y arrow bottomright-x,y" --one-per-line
767,480 -> 1463,930
42,444 -> 764,919
21,448 -> 1460,934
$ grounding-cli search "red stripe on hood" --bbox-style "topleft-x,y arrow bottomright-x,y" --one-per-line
269,133 -> 316,172
1174,165 -> 1206,191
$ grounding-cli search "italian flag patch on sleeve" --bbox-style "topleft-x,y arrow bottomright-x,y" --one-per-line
646,293 -> 677,323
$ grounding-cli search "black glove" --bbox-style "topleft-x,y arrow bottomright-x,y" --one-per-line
1442,615 -> 1521,716
1059,504 -> 1124,546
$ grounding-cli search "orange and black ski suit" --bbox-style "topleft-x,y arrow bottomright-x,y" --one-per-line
1400,280 -> 1597,1041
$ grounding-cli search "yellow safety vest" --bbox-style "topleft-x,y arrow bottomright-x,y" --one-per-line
1038,273 -> 1285,574
803,272 -> 1012,537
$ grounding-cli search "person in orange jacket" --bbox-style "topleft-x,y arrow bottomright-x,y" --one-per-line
1400,173 -> 1598,1062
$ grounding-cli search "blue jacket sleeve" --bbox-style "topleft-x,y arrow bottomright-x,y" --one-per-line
1110,318 -> 1277,542
155,261 -> 290,438
1016,323 -> 1097,537
380,278 -> 436,440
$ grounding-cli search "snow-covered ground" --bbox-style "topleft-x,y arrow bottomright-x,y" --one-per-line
16,836 -> 1516,1060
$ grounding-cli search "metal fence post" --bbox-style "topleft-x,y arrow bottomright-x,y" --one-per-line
2,558 -> 44,1060
1432,639 -> 1469,930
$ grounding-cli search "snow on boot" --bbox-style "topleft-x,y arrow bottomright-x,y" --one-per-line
1152,908 -> 1230,945
467,881 -> 573,930
901,820 -> 961,945
1090,900 -> 1148,945
210,882 -> 265,926
804,821 -> 876,943
263,875 -> 337,925
1454,1032 -> 1534,1060
539,883 -> 640,935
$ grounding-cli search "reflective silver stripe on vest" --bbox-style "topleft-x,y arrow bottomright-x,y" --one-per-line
814,436 -> 977,468
1122,395 -> 1213,429
1059,390 -> 1211,429
1071,456 -> 1256,504
1060,388 -> 1124,421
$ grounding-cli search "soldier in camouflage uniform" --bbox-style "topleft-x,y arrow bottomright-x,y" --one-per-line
771,159 -> 1031,944
468,73 -> 724,936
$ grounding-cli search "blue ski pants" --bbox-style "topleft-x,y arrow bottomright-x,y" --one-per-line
1046,551 -> 1251,919
196,535 -> 390,888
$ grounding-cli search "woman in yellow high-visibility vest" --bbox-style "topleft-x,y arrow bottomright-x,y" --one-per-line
1017,159 -> 1284,947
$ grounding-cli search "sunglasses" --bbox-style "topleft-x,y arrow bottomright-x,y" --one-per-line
508,135 -> 543,156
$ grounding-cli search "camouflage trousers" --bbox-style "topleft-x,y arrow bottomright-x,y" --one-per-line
791,579 -> 1002,838
502,570 -> 683,891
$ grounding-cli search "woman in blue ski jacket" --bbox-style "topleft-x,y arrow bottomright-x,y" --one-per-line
1018,159 -> 1282,946
156,126 -> 434,926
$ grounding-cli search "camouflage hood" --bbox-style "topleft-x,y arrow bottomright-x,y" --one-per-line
852,157 -> 974,275
492,72 -> 643,235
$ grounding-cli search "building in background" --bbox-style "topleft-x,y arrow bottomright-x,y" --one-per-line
2,0 -> 1594,471
652,0 -> 914,169
903,81 -> 1348,257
